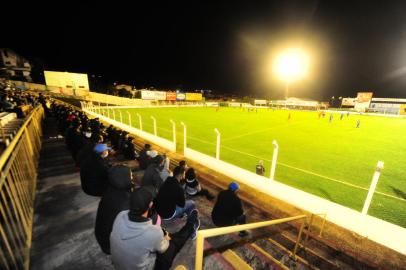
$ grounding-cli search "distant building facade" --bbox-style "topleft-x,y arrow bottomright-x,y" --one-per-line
0,48 -> 32,81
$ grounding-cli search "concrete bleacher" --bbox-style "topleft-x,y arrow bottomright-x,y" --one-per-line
0,112 -> 25,150
29,113 -> 390,269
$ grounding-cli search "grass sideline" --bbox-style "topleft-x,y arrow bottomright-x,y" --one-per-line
109,106 -> 406,228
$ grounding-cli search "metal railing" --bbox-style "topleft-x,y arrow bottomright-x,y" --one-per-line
195,214 -> 308,270
0,106 -> 44,270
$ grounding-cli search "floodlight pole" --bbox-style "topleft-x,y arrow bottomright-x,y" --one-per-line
127,111 -> 131,126
214,128 -> 221,160
151,116 -> 157,135
361,161 -> 384,216
136,113 -> 143,130
180,122 -> 187,151
270,140 -> 279,181
170,119 -> 176,148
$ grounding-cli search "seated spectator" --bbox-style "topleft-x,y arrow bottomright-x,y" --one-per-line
184,168 -> 215,201
159,153 -> 172,181
80,143 -> 111,196
122,136 -> 138,160
95,166 -> 133,254
110,187 -> 200,270
140,154 -> 164,194
155,166 -> 197,222
211,182 -> 248,237
137,143 -> 151,170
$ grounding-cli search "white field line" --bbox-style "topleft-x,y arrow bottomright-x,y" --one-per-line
187,135 -> 406,202
121,111 -> 405,203
222,120 -> 302,142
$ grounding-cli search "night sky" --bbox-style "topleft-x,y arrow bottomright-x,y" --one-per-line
5,1 -> 406,100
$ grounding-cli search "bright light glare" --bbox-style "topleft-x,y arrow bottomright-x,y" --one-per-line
274,49 -> 309,83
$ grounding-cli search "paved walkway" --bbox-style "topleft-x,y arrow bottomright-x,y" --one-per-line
30,118 -> 112,269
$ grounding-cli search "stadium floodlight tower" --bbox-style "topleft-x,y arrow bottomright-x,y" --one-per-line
274,48 -> 309,100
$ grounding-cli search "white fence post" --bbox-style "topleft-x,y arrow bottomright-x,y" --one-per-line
119,110 -> 123,123
107,108 -> 111,118
361,161 -> 384,215
151,116 -> 157,135
137,113 -> 143,130
181,122 -> 187,151
270,140 -> 279,181
127,111 -> 132,126
170,119 -> 176,150
112,109 -> 116,120
214,128 -> 221,160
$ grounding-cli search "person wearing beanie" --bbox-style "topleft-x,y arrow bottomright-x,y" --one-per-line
184,168 -> 215,201
79,143 -> 111,196
211,182 -> 248,237
110,187 -> 200,270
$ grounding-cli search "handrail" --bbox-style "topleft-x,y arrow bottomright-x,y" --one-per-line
0,106 -> 42,170
195,214 -> 307,270
0,105 -> 44,269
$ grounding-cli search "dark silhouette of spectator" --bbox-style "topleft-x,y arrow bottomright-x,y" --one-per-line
95,165 -> 133,254
79,143 -> 111,196
138,143 -> 151,170
211,182 -> 248,237
122,136 -> 138,160
140,154 -> 164,195
155,166 -> 197,223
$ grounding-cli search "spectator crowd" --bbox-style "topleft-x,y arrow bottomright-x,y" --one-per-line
52,101 -> 249,270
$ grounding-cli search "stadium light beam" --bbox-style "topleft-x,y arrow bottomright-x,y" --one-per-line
274,48 -> 309,99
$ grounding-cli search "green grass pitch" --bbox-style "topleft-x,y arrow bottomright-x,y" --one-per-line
110,106 -> 406,227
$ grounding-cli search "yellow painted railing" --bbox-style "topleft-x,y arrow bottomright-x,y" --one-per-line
0,106 -> 44,270
195,214 -> 308,270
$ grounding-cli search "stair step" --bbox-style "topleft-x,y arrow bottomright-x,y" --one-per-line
222,249 -> 253,270
279,231 -> 353,270
249,243 -> 291,270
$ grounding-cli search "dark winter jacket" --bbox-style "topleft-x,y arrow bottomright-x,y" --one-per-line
154,177 -> 185,219
95,166 -> 132,254
79,151 -> 110,196
137,149 -> 150,170
140,163 -> 163,195
212,189 -> 244,226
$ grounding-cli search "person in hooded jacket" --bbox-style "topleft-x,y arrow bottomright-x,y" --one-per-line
95,166 -> 161,255
95,165 -> 134,254
140,154 -> 164,195
80,143 -> 111,196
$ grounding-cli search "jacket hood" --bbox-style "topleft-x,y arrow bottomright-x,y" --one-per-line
108,166 -> 132,190
118,211 -> 153,240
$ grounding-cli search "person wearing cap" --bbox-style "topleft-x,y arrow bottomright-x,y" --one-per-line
79,143 -> 111,196
211,182 -> 248,237
155,166 -> 197,222
110,187 -> 200,270
137,144 -> 152,170
140,153 -> 165,194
